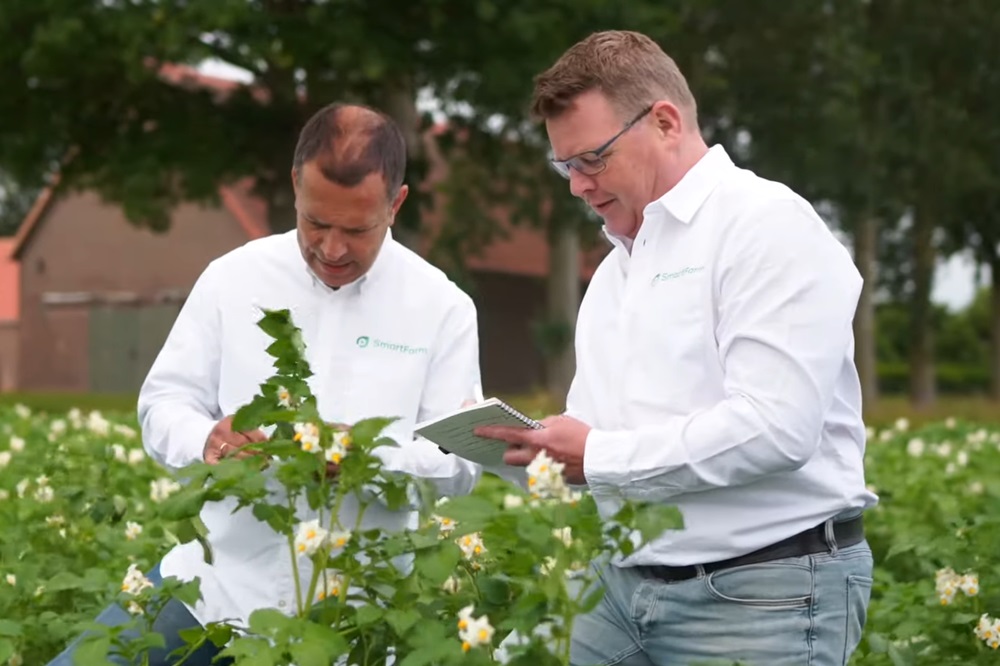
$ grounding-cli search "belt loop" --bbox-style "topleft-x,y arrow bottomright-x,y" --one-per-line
695,564 -> 706,579
823,518 -> 839,556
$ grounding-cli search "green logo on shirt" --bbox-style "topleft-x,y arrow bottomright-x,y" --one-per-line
652,266 -> 705,284
357,335 -> 428,355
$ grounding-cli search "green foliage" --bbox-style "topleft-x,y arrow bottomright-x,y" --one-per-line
0,309 -> 683,664
853,420 -> 1000,664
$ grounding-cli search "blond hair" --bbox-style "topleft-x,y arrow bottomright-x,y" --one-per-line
530,30 -> 697,125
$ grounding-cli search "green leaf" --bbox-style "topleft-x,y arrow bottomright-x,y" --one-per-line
477,576 -> 512,606
949,612 -> 979,625
632,502 -> 684,543
0,620 -> 20,637
354,604 -> 385,628
247,608 -> 294,637
290,625 -> 349,666
45,571 -> 84,592
72,635 -> 116,666
887,642 -> 916,666
884,541 -> 917,561
170,579 -> 203,607
435,495 -> 498,524
0,639 -> 14,663
171,516 -> 214,565
414,542 -> 462,585
865,632 -> 890,654
232,394 -> 277,432
351,417 -> 397,447
385,608 -> 422,637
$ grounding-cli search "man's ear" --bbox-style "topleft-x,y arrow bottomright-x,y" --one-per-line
389,184 -> 410,225
290,167 -> 299,193
652,101 -> 684,143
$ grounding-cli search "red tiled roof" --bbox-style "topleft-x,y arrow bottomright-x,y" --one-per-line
0,238 -> 18,321
11,178 -> 268,261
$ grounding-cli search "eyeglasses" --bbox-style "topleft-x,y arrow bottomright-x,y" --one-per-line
549,105 -> 653,179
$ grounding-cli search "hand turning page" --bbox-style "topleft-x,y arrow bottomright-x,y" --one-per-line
414,398 -> 543,467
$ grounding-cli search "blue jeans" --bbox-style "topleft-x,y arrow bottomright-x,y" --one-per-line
47,563 -> 231,666
570,539 -> 874,666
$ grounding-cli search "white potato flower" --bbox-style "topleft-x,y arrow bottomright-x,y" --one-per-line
294,519 -> 329,557
293,422 -> 321,453
457,605 -> 494,651
150,478 -> 181,502
121,564 -> 154,596
125,521 -> 143,541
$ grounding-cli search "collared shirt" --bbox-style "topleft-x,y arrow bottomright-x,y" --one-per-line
137,229 -> 482,627
571,145 -> 878,567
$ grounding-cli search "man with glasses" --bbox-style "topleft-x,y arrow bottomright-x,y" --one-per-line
477,30 -> 876,665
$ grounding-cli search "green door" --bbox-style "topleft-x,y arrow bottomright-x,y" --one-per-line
88,304 -> 180,393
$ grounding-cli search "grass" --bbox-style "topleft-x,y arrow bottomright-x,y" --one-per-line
0,391 -> 138,414
1,390 -> 997,429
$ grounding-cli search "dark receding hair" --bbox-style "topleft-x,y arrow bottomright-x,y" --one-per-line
292,102 -> 406,199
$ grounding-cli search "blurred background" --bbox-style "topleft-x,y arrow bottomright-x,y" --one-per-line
0,1 -> 997,425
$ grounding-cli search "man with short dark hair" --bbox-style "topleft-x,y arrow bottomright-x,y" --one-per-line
478,30 -> 876,666
48,103 -> 484,665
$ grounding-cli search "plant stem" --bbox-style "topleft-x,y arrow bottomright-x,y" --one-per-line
287,494 -> 304,616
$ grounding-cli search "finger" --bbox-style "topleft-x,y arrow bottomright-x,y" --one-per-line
241,429 -> 268,443
503,445 -> 539,467
474,425 -> 532,444
204,443 -> 222,465
229,431 -> 253,446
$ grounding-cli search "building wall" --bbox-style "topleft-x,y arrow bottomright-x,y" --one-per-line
18,191 -> 257,391
0,322 -> 17,392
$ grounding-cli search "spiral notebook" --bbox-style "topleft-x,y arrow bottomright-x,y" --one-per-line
414,397 -> 543,467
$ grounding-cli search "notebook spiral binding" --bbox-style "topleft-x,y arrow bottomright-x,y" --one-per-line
499,403 -> 544,429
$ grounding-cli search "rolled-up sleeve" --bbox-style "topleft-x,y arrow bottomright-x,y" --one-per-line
583,198 -> 862,501
137,262 -> 223,473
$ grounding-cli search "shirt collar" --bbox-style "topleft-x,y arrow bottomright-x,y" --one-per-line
647,144 -> 734,225
303,227 -> 395,296
599,144 -> 734,255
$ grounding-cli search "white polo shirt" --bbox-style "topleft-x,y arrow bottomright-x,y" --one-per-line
571,145 -> 878,566
138,229 -> 482,627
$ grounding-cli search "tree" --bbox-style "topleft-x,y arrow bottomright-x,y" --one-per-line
0,170 -> 41,236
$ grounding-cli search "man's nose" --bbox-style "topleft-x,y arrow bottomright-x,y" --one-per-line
568,169 -> 596,199
319,230 -> 348,260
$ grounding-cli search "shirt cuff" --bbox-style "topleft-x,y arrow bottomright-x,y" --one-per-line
168,416 -> 217,471
583,428 -> 621,490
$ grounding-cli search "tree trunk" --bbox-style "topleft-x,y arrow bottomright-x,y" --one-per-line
853,215 -> 879,410
990,258 -> 1000,401
266,176 -> 298,233
909,210 -> 936,408
543,221 -> 581,404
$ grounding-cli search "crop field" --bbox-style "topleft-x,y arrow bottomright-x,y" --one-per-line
1,402 -> 999,665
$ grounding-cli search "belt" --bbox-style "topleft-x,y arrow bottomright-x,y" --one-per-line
642,515 -> 865,584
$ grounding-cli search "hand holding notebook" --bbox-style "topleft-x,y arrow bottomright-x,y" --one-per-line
414,397 -> 543,467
